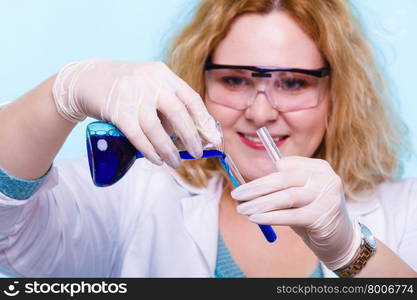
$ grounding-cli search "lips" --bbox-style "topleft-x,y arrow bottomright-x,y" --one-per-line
238,132 -> 289,150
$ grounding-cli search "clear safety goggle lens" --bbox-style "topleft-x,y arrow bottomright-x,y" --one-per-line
205,68 -> 329,112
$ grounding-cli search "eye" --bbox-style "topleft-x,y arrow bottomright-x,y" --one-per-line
278,77 -> 309,91
221,76 -> 249,88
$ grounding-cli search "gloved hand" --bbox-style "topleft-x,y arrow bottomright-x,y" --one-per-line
231,156 -> 361,271
52,59 -> 222,168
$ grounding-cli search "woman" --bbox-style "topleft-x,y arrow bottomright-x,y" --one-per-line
0,0 -> 416,277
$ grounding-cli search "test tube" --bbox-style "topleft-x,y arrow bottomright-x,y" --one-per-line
220,153 -> 277,243
255,126 -> 285,241
256,127 -> 283,164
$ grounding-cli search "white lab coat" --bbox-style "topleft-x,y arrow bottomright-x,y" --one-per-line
0,157 -> 416,277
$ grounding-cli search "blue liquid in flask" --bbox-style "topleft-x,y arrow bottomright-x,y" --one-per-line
86,121 -> 224,187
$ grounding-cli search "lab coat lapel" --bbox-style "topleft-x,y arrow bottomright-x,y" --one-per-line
164,165 -> 223,276
181,192 -> 220,274
163,164 -> 223,275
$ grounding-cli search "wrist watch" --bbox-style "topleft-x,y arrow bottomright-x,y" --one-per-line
335,222 -> 377,278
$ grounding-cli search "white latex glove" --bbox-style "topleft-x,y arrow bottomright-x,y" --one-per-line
52,59 -> 222,168
231,156 -> 361,271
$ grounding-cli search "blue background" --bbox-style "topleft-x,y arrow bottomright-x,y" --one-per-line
0,0 -> 416,173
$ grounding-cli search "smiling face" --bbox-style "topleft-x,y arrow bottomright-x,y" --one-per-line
205,10 -> 329,181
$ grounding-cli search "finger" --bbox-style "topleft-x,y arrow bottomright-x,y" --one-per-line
247,208 -> 315,227
231,169 -> 309,201
175,83 -> 222,146
236,187 -> 314,215
117,117 -> 163,166
153,63 -> 221,146
104,77 -> 163,166
157,90 -> 203,159
138,101 -> 182,169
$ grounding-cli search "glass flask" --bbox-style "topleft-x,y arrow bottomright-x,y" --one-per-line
86,121 -> 224,187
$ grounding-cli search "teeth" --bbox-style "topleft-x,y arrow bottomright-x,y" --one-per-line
243,134 -> 283,142
244,135 -> 262,142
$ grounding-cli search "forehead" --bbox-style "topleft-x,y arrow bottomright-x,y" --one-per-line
212,11 -> 324,69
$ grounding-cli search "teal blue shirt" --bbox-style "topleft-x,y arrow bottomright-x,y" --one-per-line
215,233 -> 323,278
0,166 -> 51,200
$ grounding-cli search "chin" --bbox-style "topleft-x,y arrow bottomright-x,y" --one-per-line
238,158 -> 277,182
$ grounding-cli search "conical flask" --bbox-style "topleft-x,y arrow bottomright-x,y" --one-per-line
86,121 -> 223,187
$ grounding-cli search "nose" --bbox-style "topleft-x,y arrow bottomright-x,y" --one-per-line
244,91 -> 279,127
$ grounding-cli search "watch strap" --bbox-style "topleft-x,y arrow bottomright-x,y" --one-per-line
335,223 -> 376,278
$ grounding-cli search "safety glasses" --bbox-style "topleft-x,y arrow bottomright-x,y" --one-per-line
205,63 -> 330,112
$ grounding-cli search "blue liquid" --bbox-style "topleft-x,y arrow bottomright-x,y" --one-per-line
136,149 -> 224,160
86,121 -> 224,187
219,156 -> 240,187
219,156 -> 277,243
87,134 -> 137,187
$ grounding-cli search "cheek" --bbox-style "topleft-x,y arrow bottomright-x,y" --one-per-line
205,100 -> 241,129
284,104 -> 327,157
